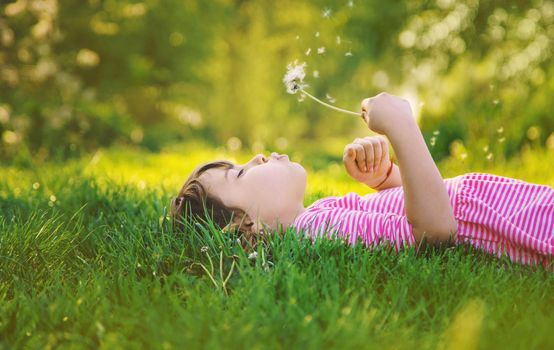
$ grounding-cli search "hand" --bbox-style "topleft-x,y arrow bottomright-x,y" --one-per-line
360,92 -> 414,135
343,136 -> 391,187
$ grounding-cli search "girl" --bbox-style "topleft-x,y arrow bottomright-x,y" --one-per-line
171,92 -> 554,268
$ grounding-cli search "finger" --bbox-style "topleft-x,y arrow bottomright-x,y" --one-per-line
343,145 -> 363,177
360,98 -> 372,124
368,136 -> 388,169
353,144 -> 366,172
352,139 -> 367,172
358,139 -> 374,173
379,137 -> 389,168
372,139 -> 382,173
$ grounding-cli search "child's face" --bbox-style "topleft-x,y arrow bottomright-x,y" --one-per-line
199,152 -> 307,230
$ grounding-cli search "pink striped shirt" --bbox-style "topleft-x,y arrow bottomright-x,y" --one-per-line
292,172 -> 554,267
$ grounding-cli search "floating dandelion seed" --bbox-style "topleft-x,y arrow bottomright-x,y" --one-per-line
317,47 -> 326,54
313,70 -> 319,78
347,0 -> 354,8
315,31 -> 320,37
433,130 -> 440,135
345,51 -> 353,56
483,145 -> 489,152
498,137 -> 505,143
297,93 -> 306,102
326,93 -> 336,103
497,127 -> 504,133
336,36 -> 341,45
284,62 -> 359,116
295,35 -> 300,40
430,136 -> 436,146
322,8 -> 332,18
493,99 -> 500,105
305,48 -> 311,56
460,153 -> 468,160
487,153 -> 493,160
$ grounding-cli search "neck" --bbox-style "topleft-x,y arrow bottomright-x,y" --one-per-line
260,204 -> 307,232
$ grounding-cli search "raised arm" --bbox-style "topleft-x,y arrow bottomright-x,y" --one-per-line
361,93 -> 458,244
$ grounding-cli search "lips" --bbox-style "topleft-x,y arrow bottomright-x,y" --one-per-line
271,152 -> 289,161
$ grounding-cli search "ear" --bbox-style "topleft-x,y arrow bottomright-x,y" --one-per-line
221,210 -> 256,235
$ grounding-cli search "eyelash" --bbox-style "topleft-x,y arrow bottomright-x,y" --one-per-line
237,169 -> 244,178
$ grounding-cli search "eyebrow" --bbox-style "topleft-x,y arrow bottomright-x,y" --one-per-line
224,165 -> 235,181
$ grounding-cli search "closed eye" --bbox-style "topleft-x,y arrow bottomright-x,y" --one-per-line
237,168 -> 244,178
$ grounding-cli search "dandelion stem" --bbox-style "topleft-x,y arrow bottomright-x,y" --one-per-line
300,89 -> 360,116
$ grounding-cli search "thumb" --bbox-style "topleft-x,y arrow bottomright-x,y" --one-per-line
344,147 -> 363,177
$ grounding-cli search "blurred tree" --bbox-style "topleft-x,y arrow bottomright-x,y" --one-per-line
0,0 -> 552,162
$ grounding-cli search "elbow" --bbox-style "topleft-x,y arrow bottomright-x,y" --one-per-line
412,220 -> 458,245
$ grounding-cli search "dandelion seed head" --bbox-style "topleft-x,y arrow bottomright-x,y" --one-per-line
201,246 -> 208,253
32,182 -> 40,190
317,47 -> 326,54
322,8 -> 332,18
248,252 -> 258,260
283,61 -> 308,94
345,51 -> 353,56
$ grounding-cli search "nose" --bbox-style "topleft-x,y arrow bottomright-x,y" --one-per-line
253,153 -> 268,164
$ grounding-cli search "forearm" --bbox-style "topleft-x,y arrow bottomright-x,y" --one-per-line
386,120 -> 457,242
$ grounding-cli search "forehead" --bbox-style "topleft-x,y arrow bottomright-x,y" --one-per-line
199,165 -> 231,190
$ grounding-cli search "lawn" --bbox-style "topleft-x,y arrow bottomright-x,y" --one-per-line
1,142 -> 553,349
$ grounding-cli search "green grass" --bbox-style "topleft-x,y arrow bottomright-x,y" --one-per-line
1,142 -> 554,349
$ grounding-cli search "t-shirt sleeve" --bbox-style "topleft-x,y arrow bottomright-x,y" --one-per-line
294,207 -> 416,251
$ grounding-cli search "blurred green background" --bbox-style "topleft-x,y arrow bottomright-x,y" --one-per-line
0,0 -> 553,165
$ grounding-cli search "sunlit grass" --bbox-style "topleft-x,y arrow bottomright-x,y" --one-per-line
1,142 -> 553,349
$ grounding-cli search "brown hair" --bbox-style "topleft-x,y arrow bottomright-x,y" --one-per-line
170,160 -> 258,247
